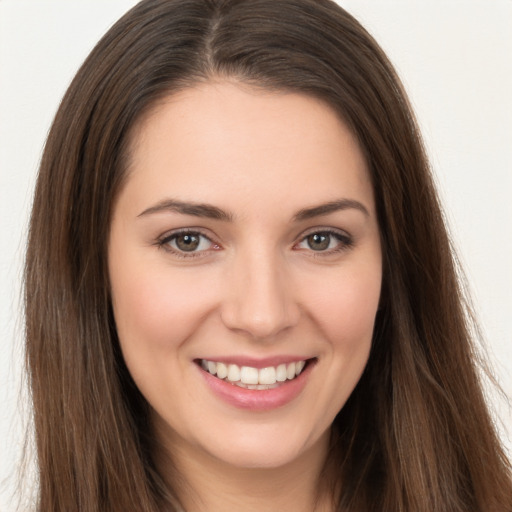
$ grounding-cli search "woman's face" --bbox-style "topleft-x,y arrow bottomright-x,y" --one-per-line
108,82 -> 382,471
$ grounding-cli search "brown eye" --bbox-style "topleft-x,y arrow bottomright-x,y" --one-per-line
306,233 -> 331,251
296,229 -> 352,254
160,231 -> 215,254
175,233 -> 200,251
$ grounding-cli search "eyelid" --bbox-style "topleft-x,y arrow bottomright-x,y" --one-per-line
298,226 -> 351,239
294,227 -> 354,253
157,228 -> 221,258
155,226 -> 353,259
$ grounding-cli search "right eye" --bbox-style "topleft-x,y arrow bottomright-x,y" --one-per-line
158,230 -> 219,256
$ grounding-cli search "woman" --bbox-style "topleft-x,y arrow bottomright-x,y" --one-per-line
24,0 -> 512,510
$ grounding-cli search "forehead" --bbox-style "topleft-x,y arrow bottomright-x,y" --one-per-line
122,81 -> 375,219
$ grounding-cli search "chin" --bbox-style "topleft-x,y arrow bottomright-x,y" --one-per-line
212,442 -> 305,470
185,419 -> 330,472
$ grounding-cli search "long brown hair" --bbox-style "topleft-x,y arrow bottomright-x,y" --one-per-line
24,0 -> 511,510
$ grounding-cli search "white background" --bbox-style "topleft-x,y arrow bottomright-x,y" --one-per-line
1,1 -> 511,510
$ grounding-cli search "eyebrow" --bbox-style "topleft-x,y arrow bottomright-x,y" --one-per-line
293,199 -> 369,221
138,199 -> 233,221
137,198 -> 369,221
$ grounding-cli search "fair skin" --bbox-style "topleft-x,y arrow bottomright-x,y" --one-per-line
108,81 -> 382,512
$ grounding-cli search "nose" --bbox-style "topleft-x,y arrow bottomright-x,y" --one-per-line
220,248 -> 300,340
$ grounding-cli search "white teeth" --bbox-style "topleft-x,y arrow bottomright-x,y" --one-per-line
207,361 -> 217,375
235,382 -> 280,390
240,366 -> 259,385
259,366 -> 277,385
216,362 -> 228,379
275,364 -> 287,382
200,359 -> 309,386
227,364 -> 240,382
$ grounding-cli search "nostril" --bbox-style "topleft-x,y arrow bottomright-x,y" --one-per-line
220,304 -> 300,340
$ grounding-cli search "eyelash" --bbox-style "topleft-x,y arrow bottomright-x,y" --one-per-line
156,229 -> 219,259
156,228 -> 353,259
295,228 -> 354,256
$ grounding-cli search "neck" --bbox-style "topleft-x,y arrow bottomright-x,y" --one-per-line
153,425 -> 333,512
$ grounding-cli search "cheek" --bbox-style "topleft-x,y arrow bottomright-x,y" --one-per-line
306,264 -> 382,348
305,263 -> 381,417
109,261 -> 217,355
109,260 -> 221,408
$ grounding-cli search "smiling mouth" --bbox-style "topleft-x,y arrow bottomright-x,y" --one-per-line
197,359 -> 313,390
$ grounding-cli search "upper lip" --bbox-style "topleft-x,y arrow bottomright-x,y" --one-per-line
195,355 -> 314,369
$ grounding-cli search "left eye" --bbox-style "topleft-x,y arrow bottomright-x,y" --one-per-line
163,232 -> 214,253
297,231 -> 348,252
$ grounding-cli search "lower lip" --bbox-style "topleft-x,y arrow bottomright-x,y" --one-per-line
198,361 -> 315,411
